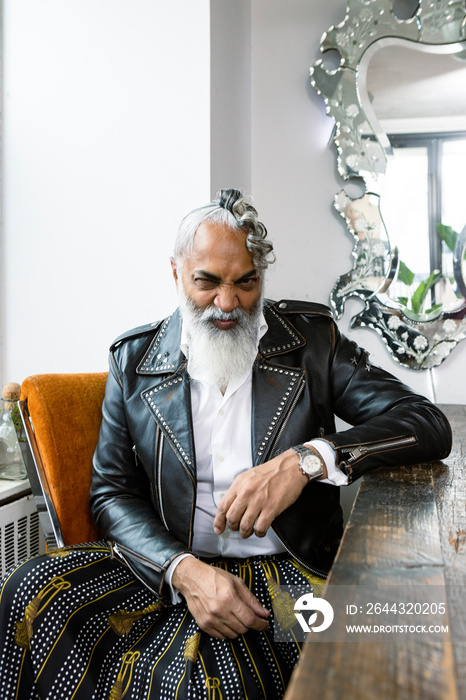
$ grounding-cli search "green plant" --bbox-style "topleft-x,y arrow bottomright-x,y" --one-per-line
10,404 -> 27,442
396,261 -> 443,316
395,222 -> 464,316
436,222 -> 466,257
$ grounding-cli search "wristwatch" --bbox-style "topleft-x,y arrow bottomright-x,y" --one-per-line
291,444 -> 325,480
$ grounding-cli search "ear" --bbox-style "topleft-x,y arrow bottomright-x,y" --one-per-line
170,257 -> 179,290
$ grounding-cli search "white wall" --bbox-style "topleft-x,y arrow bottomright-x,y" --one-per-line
2,0 -> 465,403
210,0 -> 251,196
251,0 -> 348,304
1,0 -> 210,383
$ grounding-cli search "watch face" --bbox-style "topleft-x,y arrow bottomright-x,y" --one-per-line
303,453 -> 323,475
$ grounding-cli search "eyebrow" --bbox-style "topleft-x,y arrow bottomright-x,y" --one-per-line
193,269 -> 257,284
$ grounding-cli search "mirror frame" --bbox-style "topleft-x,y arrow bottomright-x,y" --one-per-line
311,0 -> 466,369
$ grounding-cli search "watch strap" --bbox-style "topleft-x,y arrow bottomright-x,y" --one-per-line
291,443 -> 325,480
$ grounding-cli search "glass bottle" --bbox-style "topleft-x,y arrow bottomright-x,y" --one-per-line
0,382 -> 27,480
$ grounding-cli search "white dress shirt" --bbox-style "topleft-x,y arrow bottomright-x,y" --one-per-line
165,313 -> 347,600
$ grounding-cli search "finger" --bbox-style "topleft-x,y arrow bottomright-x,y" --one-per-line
189,598 -> 247,639
200,617 -> 248,639
204,574 -> 269,634
232,610 -> 269,634
196,600 -> 258,639
214,470 -> 256,533
191,575 -> 270,637
221,620 -> 252,638
238,515 -> 256,538
215,496 -> 248,534
213,490 -> 237,534
251,509 -> 274,538
234,579 -> 271,622
227,501 -> 250,533
231,610 -> 269,634
226,596 -> 270,635
213,510 -> 226,535
232,502 -> 261,538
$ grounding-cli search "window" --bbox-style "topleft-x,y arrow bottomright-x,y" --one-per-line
381,132 -> 466,308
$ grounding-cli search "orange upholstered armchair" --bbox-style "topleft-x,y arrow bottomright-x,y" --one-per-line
20,373 -> 108,549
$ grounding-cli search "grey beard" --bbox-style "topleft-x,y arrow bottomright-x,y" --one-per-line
178,287 -> 263,393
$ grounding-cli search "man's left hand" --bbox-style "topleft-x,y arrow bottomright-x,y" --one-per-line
213,448 -> 323,539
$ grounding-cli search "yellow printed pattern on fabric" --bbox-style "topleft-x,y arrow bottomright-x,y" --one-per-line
108,651 -> 140,700
108,602 -> 162,637
15,577 -> 71,648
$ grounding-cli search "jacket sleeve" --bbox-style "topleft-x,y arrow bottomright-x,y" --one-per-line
90,353 -> 190,604
322,322 -> 452,482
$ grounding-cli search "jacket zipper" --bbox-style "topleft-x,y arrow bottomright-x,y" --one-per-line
265,378 -> 306,462
156,434 -> 170,530
111,543 -> 165,598
133,440 -> 169,533
338,435 -> 417,467
112,542 -> 164,573
263,376 -> 328,578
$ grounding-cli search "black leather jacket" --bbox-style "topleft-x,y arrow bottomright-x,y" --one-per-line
90,300 -> 452,603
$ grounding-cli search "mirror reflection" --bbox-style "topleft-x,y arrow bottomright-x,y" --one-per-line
311,0 -> 466,369
362,40 -> 466,318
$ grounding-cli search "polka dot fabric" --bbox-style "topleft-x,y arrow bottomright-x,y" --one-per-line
0,544 -> 322,699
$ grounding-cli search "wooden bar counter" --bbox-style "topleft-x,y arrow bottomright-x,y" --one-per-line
285,405 -> 466,700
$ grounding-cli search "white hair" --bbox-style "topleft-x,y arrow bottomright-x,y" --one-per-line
174,188 -> 275,273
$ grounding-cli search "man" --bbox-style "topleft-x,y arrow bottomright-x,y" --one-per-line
0,189 -> 452,699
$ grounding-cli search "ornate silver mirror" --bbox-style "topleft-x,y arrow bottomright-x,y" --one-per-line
311,0 -> 466,369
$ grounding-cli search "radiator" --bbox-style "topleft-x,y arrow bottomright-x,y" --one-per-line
0,494 -> 46,577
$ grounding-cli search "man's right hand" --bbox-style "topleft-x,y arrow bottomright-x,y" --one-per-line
171,557 -> 270,639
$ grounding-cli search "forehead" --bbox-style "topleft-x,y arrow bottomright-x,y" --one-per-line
186,221 -> 255,274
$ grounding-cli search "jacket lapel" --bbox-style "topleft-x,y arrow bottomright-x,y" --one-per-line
259,302 -> 305,357
136,310 -> 184,375
252,361 -> 305,465
141,369 -> 195,478
252,303 -> 306,464
138,310 -> 196,478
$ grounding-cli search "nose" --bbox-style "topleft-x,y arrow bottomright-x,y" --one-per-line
214,285 -> 239,313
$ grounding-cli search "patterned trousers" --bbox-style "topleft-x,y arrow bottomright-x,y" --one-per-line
0,543 -> 325,699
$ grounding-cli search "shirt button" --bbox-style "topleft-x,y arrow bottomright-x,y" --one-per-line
218,408 -> 224,416
217,455 -> 224,463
